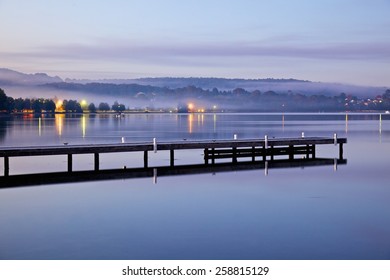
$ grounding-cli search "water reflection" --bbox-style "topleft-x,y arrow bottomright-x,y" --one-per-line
188,113 -> 193,133
0,116 -> 11,142
38,117 -> 42,136
213,113 -> 217,133
55,114 -> 63,136
0,157 -> 347,188
0,112 -> 388,147
81,115 -> 87,138
1,113 -> 389,260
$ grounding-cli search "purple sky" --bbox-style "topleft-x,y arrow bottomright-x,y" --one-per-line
1,0 -> 389,86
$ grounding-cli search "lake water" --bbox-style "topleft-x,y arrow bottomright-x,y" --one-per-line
0,113 -> 389,260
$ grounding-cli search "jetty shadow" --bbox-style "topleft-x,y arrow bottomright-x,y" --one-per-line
0,157 -> 347,188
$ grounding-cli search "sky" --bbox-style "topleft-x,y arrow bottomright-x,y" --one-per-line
1,0 -> 390,86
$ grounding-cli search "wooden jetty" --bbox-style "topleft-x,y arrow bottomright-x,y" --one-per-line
0,136 -> 346,177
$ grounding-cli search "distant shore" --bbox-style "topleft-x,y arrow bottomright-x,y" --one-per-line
2,109 -> 390,117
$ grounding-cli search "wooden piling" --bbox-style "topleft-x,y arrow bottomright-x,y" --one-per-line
144,151 -> 148,168
306,144 -> 310,159
232,147 -> 237,163
312,145 -> 316,158
67,154 -> 73,172
94,153 -> 99,171
170,149 -> 175,167
204,148 -> 208,165
4,156 -> 9,177
289,145 -> 294,160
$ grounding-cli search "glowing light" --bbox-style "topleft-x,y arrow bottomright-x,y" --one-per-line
56,100 -> 63,111
187,103 -> 194,112
80,100 -> 88,110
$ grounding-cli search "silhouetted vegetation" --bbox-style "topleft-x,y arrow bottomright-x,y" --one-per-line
98,102 -> 110,111
111,101 -> 126,112
1,86 -> 390,114
88,103 -> 96,113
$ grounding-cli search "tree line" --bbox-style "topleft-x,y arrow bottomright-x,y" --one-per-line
0,88 -> 126,113
2,87 -> 390,113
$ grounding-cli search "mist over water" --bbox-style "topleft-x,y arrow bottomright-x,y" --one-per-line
0,113 -> 389,260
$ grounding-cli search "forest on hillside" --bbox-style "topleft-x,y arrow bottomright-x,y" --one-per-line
1,86 -> 390,113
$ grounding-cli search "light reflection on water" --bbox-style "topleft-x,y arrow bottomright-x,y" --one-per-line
0,113 -> 389,260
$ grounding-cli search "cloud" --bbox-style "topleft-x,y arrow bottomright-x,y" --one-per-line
3,40 -> 390,64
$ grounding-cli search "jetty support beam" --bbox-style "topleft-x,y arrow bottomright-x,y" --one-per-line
144,151 -> 148,168
4,156 -> 9,177
289,145 -> 294,160
312,145 -> 316,158
232,147 -> 237,163
94,153 -> 99,171
67,154 -> 73,172
170,149 -> 174,167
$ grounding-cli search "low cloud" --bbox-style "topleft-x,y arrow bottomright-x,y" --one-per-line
3,40 -> 390,63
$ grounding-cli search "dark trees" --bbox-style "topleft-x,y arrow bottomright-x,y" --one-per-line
98,102 -> 110,111
63,99 -> 83,113
88,103 -> 97,113
0,88 -> 9,111
111,101 -> 126,112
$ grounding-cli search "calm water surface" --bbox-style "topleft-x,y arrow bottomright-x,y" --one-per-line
0,113 -> 389,259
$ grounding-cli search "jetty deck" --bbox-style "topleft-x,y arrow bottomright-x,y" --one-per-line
0,136 -> 346,177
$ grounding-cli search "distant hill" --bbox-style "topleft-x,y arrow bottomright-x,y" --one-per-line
1,68 -> 390,112
1,68 -> 387,99
0,68 -> 63,86
65,77 -> 385,98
